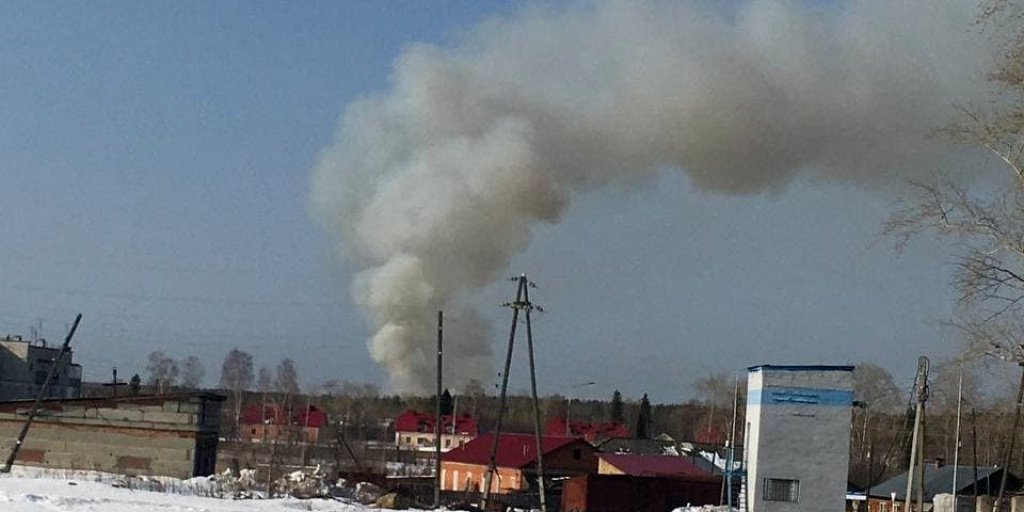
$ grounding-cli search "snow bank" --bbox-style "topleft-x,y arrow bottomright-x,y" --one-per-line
0,467 -> 420,512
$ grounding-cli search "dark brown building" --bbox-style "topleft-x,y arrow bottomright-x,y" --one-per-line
562,473 -> 722,512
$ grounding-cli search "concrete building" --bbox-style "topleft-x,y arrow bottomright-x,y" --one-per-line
745,365 -> 855,512
0,335 -> 82,400
0,393 -> 224,477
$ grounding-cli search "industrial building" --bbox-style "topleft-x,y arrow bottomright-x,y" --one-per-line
745,364 -> 855,512
0,334 -> 82,401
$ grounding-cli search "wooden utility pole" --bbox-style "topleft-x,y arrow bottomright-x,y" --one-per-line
905,356 -> 929,512
434,310 -> 443,509
2,313 -> 82,474
995,363 -> 1024,511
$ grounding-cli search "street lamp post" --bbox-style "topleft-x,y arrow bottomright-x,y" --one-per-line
565,382 -> 596,436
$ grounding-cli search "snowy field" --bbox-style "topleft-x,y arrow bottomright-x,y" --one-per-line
0,467 -> 379,512
0,466 -> 733,512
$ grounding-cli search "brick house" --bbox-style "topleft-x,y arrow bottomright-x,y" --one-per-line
441,432 -> 597,493
240,403 -> 326,444
394,410 -> 478,451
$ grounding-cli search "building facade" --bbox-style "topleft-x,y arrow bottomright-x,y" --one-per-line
0,335 -> 82,401
745,365 -> 854,512
394,410 -> 478,452
441,433 -> 597,493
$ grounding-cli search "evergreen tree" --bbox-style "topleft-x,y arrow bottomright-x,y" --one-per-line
635,393 -> 652,439
610,390 -> 625,423
440,388 -> 454,416
129,374 -> 141,395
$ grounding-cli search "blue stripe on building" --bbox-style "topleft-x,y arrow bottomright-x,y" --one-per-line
748,386 -> 853,406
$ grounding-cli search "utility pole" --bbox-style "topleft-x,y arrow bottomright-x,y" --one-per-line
522,278 -> 548,512
952,369 -> 963,506
102,367 -> 126,398
434,310 -> 443,509
481,277 -> 524,509
2,313 -> 82,473
481,275 -> 548,512
724,377 -> 740,509
995,362 -> 1024,511
905,356 -> 929,512
972,407 -> 979,499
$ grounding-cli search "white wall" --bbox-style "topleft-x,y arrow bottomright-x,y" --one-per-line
746,366 -> 854,512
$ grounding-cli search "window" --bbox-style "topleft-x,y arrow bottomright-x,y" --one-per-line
445,438 -> 451,448
572,448 -> 582,460
763,478 -> 799,502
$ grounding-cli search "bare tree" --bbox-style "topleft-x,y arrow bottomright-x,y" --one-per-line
274,358 -> 300,398
257,365 -> 273,394
145,350 -> 179,391
694,372 -> 735,409
885,4 -> 1024,361
180,355 -> 205,390
219,348 -> 254,436
853,363 -> 904,413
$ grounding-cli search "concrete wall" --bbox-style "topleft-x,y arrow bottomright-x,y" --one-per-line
746,365 -> 854,512
0,394 -> 223,478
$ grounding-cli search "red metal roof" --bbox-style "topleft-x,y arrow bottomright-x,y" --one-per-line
545,416 -> 629,442
598,453 -> 710,478
240,404 -> 327,428
442,433 -> 581,468
395,410 -> 478,436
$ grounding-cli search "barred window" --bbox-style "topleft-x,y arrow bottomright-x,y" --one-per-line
763,478 -> 799,502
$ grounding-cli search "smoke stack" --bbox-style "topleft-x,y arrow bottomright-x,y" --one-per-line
311,0 -> 996,394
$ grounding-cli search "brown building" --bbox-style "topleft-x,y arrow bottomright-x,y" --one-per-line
562,474 -> 721,512
0,393 -> 224,477
441,432 -> 597,493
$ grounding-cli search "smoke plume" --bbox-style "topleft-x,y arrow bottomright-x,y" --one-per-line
311,0 -> 994,394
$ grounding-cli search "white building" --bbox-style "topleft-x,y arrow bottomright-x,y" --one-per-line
745,365 -> 854,512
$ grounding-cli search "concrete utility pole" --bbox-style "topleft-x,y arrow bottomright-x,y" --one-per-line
481,277 -> 524,509
996,362 -> 1024,511
434,310 -> 443,509
522,280 -> 548,512
2,313 -> 82,474
481,275 -> 548,512
904,356 -> 929,512
952,369 -> 963,506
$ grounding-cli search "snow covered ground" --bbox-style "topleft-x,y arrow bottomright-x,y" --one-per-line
0,467 -> 379,512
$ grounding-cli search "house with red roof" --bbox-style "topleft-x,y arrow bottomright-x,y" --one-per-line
545,416 -> 629,444
240,403 -> 327,444
441,432 -> 597,494
597,453 -> 712,478
394,410 -> 478,452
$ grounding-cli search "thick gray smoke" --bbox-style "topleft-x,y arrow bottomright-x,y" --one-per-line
310,0 -> 994,394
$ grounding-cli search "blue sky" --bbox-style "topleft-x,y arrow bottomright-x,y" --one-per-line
0,1 -> 969,401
